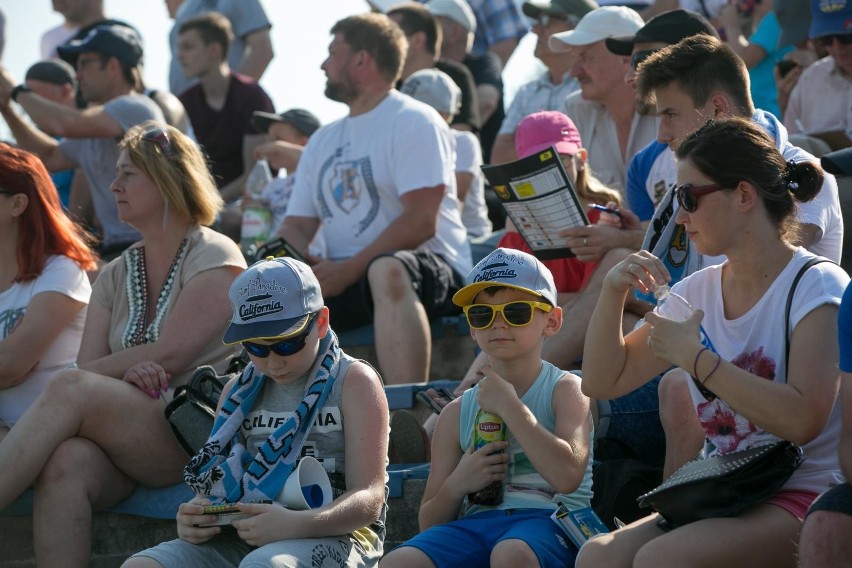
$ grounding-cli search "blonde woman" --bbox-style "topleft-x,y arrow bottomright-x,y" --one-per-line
0,122 -> 246,567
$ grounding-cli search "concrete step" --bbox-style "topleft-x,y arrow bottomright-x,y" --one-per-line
0,474 -> 428,567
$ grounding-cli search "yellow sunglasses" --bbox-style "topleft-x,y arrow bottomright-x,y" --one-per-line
463,300 -> 553,329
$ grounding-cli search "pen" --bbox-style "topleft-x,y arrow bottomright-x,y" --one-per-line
589,204 -> 622,218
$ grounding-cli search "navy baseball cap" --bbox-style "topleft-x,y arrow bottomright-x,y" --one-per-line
251,108 -> 321,137
57,24 -> 144,67
606,9 -> 718,56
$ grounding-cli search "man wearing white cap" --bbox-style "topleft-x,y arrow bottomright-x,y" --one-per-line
550,6 -> 657,193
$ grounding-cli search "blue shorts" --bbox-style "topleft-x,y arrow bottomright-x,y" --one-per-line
396,508 -> 577,568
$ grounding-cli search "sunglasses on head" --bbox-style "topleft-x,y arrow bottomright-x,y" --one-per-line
631,49 -> 659,70
242,313 -> 318,358
141,127 -> 179,159
464,300 -> 553,329
816,33 -> 852,47
674,183 -> 726,213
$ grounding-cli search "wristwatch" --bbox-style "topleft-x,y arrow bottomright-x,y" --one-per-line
10,84 -> 32,102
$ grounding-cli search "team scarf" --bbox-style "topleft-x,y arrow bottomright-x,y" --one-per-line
183,330 -> 340,503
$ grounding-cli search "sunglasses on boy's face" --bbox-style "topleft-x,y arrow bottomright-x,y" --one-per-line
816,33 -> 852,47
674,183 -> 726,213
242,313 -> 317,358
464,300 -> 553,329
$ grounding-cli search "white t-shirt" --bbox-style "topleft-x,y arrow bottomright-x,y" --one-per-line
40,24 -> 78,60
453,130 -> 491,238
287,91 -> 472,276
564,91 -> 659,195
673,249 -> 848,494
0,256 -> 91,424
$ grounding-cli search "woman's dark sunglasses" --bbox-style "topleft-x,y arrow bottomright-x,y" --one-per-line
675,183 -> 725,213
464,301 -> 553,329
242,313 -> 317,358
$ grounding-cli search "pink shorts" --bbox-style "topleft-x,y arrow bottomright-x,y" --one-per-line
767,489 -> 820,521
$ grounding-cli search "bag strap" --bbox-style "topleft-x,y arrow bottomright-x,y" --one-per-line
784,257 -> 832,374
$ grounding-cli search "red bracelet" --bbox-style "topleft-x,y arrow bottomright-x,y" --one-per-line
701,353 -> 721,386
693,347 -> 709,379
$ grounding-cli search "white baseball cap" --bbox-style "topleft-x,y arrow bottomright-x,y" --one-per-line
426,0 -> 477,33
549,6 -> 643,52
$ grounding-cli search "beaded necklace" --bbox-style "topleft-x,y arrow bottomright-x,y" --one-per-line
121,238 -> 189,348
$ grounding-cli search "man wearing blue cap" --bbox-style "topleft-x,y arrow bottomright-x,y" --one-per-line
783,0 -> 852,151
0,24 -> 164,261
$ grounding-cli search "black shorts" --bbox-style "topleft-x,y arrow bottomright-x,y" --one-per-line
807,483 -> 852,517
325,249 -> 465,332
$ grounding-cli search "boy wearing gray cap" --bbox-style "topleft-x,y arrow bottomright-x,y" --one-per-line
380,248 -> 594,568
125,257 -> 388,568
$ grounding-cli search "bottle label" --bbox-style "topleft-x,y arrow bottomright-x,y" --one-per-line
474,411 -> 506,449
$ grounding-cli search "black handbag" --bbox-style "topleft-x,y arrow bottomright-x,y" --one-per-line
636,441 -> 803,527
164,355 -> 248,456
636,258 -> 829,527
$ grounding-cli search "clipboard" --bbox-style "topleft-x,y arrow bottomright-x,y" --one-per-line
481,146 -> 589,260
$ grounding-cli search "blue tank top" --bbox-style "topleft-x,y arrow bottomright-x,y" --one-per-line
459,361 -> 594,516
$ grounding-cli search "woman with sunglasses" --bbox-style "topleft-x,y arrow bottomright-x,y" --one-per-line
577,117 -> 848,568
0,144 -> 96,437
0,121 -> 246,567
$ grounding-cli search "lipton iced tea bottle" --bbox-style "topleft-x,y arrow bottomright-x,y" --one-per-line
468,409 -> 506,506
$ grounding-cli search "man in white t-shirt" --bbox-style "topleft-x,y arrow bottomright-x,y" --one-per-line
279,14 -> 472,385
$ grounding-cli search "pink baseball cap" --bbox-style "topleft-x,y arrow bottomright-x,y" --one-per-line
514,111 -> 583,159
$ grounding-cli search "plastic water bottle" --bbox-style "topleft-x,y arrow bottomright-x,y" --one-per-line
653,284 -> 717,355
240,159 -> 273,258
653,285 -> 695,322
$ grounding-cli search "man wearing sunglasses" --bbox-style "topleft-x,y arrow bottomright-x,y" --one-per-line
783,0 -> 852,151
490,0 -> 597,165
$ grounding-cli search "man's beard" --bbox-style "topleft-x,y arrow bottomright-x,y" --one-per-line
325,79 -> 357,104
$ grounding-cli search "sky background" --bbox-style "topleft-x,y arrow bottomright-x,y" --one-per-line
0,0 -> 538,130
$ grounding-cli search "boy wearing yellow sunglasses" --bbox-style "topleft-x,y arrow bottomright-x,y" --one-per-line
380,247 -> 595,568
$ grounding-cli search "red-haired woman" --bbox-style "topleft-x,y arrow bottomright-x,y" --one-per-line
0,144 -> 96,439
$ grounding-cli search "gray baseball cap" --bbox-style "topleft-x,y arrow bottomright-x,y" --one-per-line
453,248 -> 557,307
223,257 -> 324,344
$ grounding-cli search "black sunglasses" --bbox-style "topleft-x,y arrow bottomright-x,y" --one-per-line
141,127 -> 179,159
631,49 -> 659,70
816,34 -> 852,47
463,300 -> 553,329
675,183 -> 726,213
242,313 -> 318,358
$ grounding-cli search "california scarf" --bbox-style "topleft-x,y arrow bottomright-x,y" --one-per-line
183,330 -> 340,503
